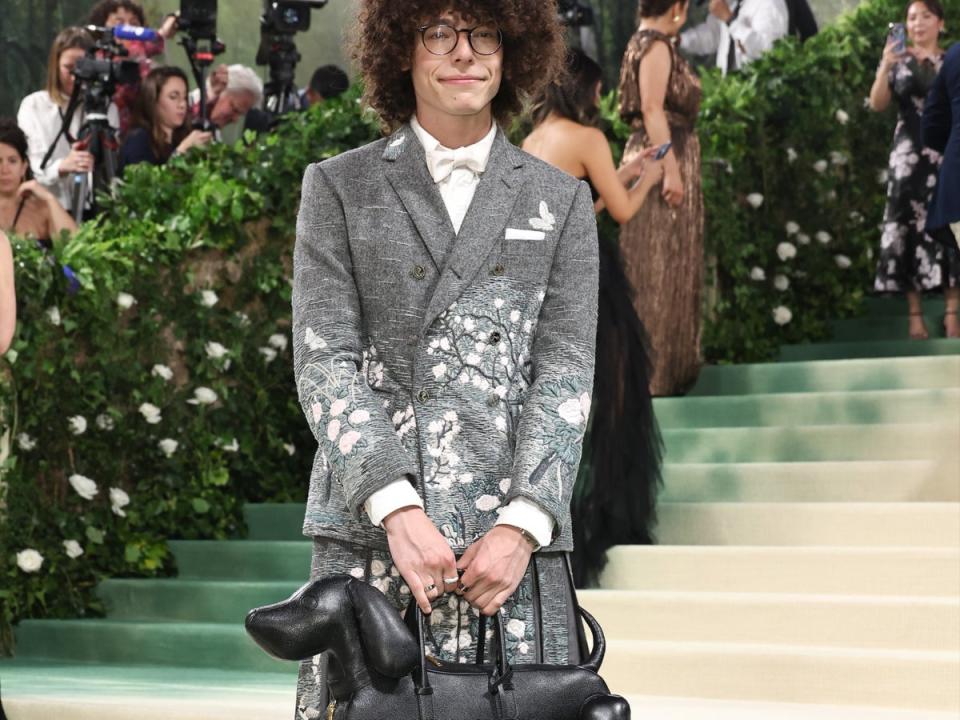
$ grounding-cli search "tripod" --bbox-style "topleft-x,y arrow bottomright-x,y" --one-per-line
259,34 -> 302,118
70,111 -> 119,224
181,34 -> 225,131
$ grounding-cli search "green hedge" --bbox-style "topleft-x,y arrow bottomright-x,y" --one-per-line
1,0 -> 956,653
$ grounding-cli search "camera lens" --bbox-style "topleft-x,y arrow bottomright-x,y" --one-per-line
282,7 -> 300,25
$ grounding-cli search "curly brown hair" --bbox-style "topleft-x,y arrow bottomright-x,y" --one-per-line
353,0 -> 566,131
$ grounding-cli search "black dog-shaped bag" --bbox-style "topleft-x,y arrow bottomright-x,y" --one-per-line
245,574 -> 630,720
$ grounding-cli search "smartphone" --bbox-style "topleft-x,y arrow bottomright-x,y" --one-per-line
654,141 -> 673,160
889,22 -> 906,54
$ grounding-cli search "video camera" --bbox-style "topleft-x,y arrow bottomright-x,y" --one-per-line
73,25 -> 140,109
178,0 -> 225,130
256,0 -> 328,117
557,0 -> 594,27
261,0 -> 328,35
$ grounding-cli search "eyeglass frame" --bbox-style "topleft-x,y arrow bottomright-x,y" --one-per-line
416,23 -> 504,56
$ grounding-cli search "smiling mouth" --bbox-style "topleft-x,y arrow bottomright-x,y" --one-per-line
442,77 -> 483,83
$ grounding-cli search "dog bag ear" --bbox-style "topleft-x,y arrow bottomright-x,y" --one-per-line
347,580 -> 420,678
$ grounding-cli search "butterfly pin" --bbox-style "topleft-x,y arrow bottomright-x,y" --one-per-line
305,327 -> 328,351
529,201 -> 555,232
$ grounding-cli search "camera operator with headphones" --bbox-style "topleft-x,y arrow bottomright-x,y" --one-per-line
16,27 -> 119,213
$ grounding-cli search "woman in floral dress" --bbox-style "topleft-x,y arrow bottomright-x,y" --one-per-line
870,0 -> 959,339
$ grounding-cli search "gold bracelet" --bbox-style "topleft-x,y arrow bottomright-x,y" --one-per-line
517,527 -> 541,552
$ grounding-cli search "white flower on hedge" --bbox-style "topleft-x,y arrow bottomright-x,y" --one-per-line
877,169 -> 889,184
813,159 -> 828,174
187,387 -> 218,405
116,292 -> 137,310
16,549 -> 44,573
849,211 -> 865,225
475,495 -> 501,512
776,242 -> 797,261
63,539 -> 84,559
829,151 -> 848,166
151,364 -> 174,381
158,438 -> 179,457
338,431 -> 362,455
17,433 -> 36,451
69,474 -> 98,500
797,233 -> 811,245
5,348 -> 16,364
200,290 -> 219,307
96,414 -> 115,431
816,231 -> 832,245
786,147 -> 798,163
110,487 -> 130,516
746,193 -> 764,209
268,334 -> 288,351
221,438 -> 239,453
205,341 -> 229,360
772,306 -> 793,326
835,254 -> 852,269
259,347 -> 277,363
835,109 -> 850,125
785,221 -> 800,236
46,306 -> 61,326
235,311 -> 251,327
283,443 -> 296,456
750,267 -> 766,281
139,403 -> 162,424
774,274 -> 790,291
68,415 -> 87,435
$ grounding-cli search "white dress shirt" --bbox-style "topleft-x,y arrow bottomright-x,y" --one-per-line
680,0 -> 789,75
362,115 -> 555,548
17,90 -> 120,211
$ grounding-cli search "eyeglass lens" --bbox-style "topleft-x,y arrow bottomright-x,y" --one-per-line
421,24 -> 502,55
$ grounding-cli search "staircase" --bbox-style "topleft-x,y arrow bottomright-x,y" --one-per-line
3,298 -> 959,719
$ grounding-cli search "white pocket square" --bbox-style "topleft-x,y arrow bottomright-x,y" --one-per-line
505,228 -> 546,240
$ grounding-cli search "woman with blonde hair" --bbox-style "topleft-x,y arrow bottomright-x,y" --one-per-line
17,27 -> 119,212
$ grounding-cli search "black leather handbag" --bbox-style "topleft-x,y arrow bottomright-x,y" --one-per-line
245,568 -> 629,720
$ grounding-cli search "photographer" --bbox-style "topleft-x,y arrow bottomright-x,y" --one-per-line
17,27 -> 119,212
0,119 -> 77,241
88,0 -> 180,138
680,0 -> 789,75
189,64 -> 262,136
119,67 -> 212,173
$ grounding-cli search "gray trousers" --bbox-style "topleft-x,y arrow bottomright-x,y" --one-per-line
293,537 -> 581,719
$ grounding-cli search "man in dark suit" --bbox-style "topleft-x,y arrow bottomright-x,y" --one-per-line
924,42 -> 960,252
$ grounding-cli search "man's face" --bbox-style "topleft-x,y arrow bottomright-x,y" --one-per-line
210,90 -> 256,128
409,9 -> 503,124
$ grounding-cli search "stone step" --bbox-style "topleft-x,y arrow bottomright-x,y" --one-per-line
169,540 -> 312,581
601,640 -> 959,711
599,546 -> 960,596
656,502 -> 960,547
831,312 -> 948,341
5,662 -> 957,720
654,388 -> 960,428
97,579 -> 301,623
660,461 -> 959,503
244,504 -> 306,541
579,589 -> 960,652
12,620 -> 282,673
690,356 -> 960,396
778,338 -> 960,362
661,423 -> 959,463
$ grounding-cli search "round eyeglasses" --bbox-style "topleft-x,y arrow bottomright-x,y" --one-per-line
418,23 -> 503,56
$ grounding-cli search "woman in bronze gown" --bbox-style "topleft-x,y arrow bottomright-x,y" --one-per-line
619,0 -> 704,396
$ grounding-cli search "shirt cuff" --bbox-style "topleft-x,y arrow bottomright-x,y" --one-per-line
363,477 -> 423,527
496,498 -> 555,549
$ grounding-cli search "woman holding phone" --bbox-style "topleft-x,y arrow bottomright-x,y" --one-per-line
870,0 -> 958,339
522,48 -> 665,584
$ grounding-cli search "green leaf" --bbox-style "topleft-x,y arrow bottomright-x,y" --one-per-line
192,498 -> 211,514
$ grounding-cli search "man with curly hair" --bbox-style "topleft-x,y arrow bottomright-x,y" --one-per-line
291,1 -> 598,713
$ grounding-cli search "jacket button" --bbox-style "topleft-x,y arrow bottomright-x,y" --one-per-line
417,389 -> 430,403
411,265 -> 426,280
489,331 -> 502,343
492,264 -> 505,276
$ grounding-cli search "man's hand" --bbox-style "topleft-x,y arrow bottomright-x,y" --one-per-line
457,526 -> 533,616
709,0 -> 735,23
382,507 -> 458,615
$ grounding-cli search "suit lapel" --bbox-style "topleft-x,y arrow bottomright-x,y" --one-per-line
383,125 -> 456,273
420,130 -> 525,336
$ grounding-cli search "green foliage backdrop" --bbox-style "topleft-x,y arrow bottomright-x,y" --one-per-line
1,0 -> 957,654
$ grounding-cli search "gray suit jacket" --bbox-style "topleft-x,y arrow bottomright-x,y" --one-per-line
293,124 -> 598,553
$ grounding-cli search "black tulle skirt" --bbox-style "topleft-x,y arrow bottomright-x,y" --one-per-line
571,230 -> 663,587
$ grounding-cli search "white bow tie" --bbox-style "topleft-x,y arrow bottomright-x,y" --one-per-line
425,145 -> 487,184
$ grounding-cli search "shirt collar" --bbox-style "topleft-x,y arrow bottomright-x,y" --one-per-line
410,115 -> 498,176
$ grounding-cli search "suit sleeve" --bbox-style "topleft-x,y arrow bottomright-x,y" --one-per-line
293,163 -> 420,520
505,181 -> 599,543
922,63 -> 952,154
